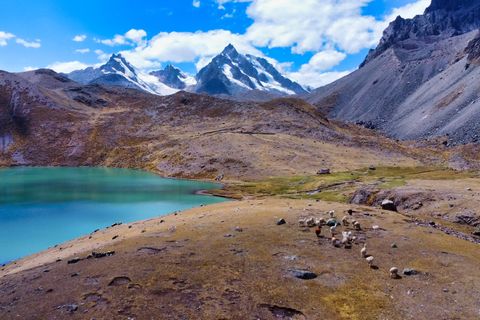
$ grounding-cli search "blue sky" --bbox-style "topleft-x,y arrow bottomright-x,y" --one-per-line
0,0 -> 430,87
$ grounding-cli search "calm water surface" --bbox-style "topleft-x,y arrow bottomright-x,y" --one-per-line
0,167 -> 227,263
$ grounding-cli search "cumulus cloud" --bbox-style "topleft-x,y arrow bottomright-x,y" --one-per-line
289,69 -> 351,89
97,29 -> 147,46
47,61 -> 90,73
119,29 -> 263,71
54,0 -> 430,87
72,34 -> 87,42
16,38 -> 41,48
0,31 -> 15,46
384,0 -> 430,22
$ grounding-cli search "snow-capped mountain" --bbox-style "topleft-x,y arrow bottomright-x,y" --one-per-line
65,47 -> 308,98
195,44 -> 308,96
149,65 -> 196,90
67,54 -> 178,95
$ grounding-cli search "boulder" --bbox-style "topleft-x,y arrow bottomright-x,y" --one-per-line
403,268 -> 419,276
381,199 -> 397,212
276,218 -> 286,225
288,269 -> 317,280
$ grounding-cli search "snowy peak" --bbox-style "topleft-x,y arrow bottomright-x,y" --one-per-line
195,44 -> 308,97
149,64 -> 196,90
101,53 -> 137,77
66,45 -> 307,99
66,54 -> 179,96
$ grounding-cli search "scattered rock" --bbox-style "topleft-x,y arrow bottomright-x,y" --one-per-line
326,218 -> 337,227
112,235 -> 119,240
391,243 -> 398,248
91,251 -> 115,259
288,269 -> 317,280
137,247 -> 167,254
317,168 -> 331,175
234,226 -> 243,232
381,199 -> 397,212
224,234 -> 234,238
403,268 -> 419,276
368,165 -> 376,170
276,218 -> 286,225
258,304 -> 306,319
473,228 -> 480,237
56,303 -> 78,314
67,257 -> 82,265
108,276 -> 132,286
454,213 -> 479,227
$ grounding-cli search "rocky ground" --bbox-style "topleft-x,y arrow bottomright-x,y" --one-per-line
1,166 -> 480,319
1,69 -> 480,319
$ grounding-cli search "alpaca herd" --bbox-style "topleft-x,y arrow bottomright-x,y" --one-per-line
298,210 -> 401,279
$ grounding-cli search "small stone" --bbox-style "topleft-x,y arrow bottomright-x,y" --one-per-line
224,234 -> 234,238
391,243 -> 398,248
67,257 -> 82,264
368,165 -> 376,170
276,218 -> 286,225
317,168 -> 331,175
403,268 -> 419,276
234,226 -> 243,232
112,235 -> 119,240
288,269 -> 317,280
326,218 -> 337,227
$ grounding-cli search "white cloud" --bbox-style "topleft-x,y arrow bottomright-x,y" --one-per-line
23,66 -> 37,72
0,31 -> 15,46
16,38 -> 41,48
120,29 -> 263,71
44,0 -> 431,87
289,69 -> 351,88
72,34 -> 87,42
97,28 -> 147,46
75,48 -> 90,54
47,61 -> 90,73
385,0 -> 430,22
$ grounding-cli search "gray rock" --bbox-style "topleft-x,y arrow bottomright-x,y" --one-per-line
381,199 -> 397,212
317,168 -> 331,175
276,218 -> 286,225
403,268 -> 419,276
288,269 -> 317,280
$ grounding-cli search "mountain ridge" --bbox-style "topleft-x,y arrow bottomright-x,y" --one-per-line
308,0 -> 480,145
64,45 -> 306,100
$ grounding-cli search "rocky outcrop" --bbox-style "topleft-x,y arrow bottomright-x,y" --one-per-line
308,0 -> 480,145
195,44 -> 307,97
362,0 -> 480,67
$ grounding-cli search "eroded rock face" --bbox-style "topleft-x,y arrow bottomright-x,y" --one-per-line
362,0 -> 480,66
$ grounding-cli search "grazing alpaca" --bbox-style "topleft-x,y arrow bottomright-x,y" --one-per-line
315,226 -> 322,237
366,256 -> 374,267
361,244 -> 368,258
390,267 -> 399,279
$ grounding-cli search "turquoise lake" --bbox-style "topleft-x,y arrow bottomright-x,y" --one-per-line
0,167 -> 227,264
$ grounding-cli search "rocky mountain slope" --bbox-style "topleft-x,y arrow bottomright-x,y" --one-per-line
67,54 -> 178,95
307,0 -> 480,145
3,68 -> 471,180
149,64 -> 196,90
195,44 -> 308,98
